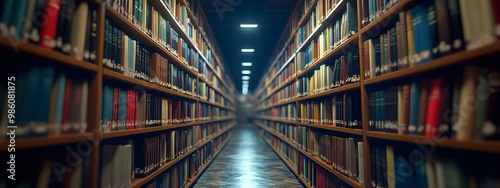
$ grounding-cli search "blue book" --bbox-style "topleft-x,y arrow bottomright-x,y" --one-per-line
11,0 -> 29,39
409,81 -> 421,135
346,1 -> 358,35
415,160 -> 428,188
54,74 -> 66,135
395,151 -> 417,188
22,66 -> 42,137
411,3 -> 434,64
119,89 -> 127,130
0,0 -> 15,35
34,67 -> 55,136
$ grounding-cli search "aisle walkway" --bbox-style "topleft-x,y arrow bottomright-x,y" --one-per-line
193,124 -> 303,188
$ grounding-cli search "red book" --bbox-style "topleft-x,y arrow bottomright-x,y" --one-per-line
425,76 -> 444,137
364,40 -> 370,78
132,91 -> 137,129
39,0 -> 62,49
61,79 -> 72,134
178,38 -> 183,58
112,88 -> 118,129
402,85 -> 411,134
126,90 -> 132,130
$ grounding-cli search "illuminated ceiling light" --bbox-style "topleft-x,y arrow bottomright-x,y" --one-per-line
242,81 -> 249,84
242,62 -> 252,66
242,70 -> 251,74
241,49 -> 255,53
242,76 -> 250,80
240,24 -> 258,28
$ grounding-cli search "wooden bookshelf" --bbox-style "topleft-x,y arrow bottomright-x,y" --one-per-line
1,0 -> 236,187
254,0 -> 500,187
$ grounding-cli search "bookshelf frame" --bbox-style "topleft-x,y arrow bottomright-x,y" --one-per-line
1,0 -> 236,187
254,0 -> 500,187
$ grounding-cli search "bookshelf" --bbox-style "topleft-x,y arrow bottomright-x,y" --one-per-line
0,0 -> 235,187
254,0 -> 500,187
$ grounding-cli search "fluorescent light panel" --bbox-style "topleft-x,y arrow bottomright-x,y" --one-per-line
240,24 -> 258,28
241,49 -> 254,53
242,76 -> 250,80
242,81 -> 249,84
242,70 -> 251,74
242,62 -> 252,66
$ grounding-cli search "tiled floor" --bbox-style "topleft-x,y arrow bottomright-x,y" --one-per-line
193,124 -> 303,188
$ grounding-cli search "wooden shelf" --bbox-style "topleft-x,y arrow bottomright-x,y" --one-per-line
364,41 -> 500,85
130,123 -> 235,188
366,131 -> 500,154
254,98 -> 297,112
297,122 -> 363,135
255,116 -> 297,125
184,132 -> 233,188
0,133 -> 96,151
0,37 -> 99,72
257,76 -> 297,103
103,69 -> 200,100
102,117 -> 234,139
297,82 -> 361,101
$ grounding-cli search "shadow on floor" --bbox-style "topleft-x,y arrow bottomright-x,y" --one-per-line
193,124 -> 303,188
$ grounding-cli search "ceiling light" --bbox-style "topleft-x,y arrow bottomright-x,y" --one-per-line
242,81 -> 249,84
242,76 -> 250,80
240,24 -> 258,28
241,49 -> 254,53
242,62 -> 252,66
242,70 -> 251,74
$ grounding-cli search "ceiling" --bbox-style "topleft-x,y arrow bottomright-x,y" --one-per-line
199,0 -> 297,93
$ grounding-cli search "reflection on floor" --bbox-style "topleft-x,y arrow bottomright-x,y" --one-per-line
193,124 -> 303,188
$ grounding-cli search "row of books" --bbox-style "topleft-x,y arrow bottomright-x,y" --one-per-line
270,83 -> 296,104
100,125 -> 230,187
0,0 -> 97,62
297,3 -> 357,69
368,66 -> 500,141
144,133 -> 229,188
364,0 -> 500,78
261,103 -> 296,120
370,144 -> 500,188
299,94 -> 362,128
268,60 -> 297,95
0,66 -> 88,138
360,0 -> 400,27
101,84 -> 233,132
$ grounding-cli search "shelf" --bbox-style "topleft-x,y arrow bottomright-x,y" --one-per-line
257,76 -> 297,103
130,123 -> 235,188
184,132 -> 233,188
364,41 -> 500,85
255,99 -> 297,112
0,133 -> 96,151
297,122 -> 363,135
0,37 -> 99,72
103,69 -> 200,100
366,131 -> 500,154
199,100 -> 235,111
255,116 -> 297,125
297,82 -> 361,101
102,117 -> 234,139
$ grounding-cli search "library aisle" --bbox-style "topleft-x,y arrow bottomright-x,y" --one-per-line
193,124 -> 302,188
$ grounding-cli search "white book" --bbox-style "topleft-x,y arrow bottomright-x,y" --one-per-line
357,142 -> 364,186
70,2 -> 89,61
